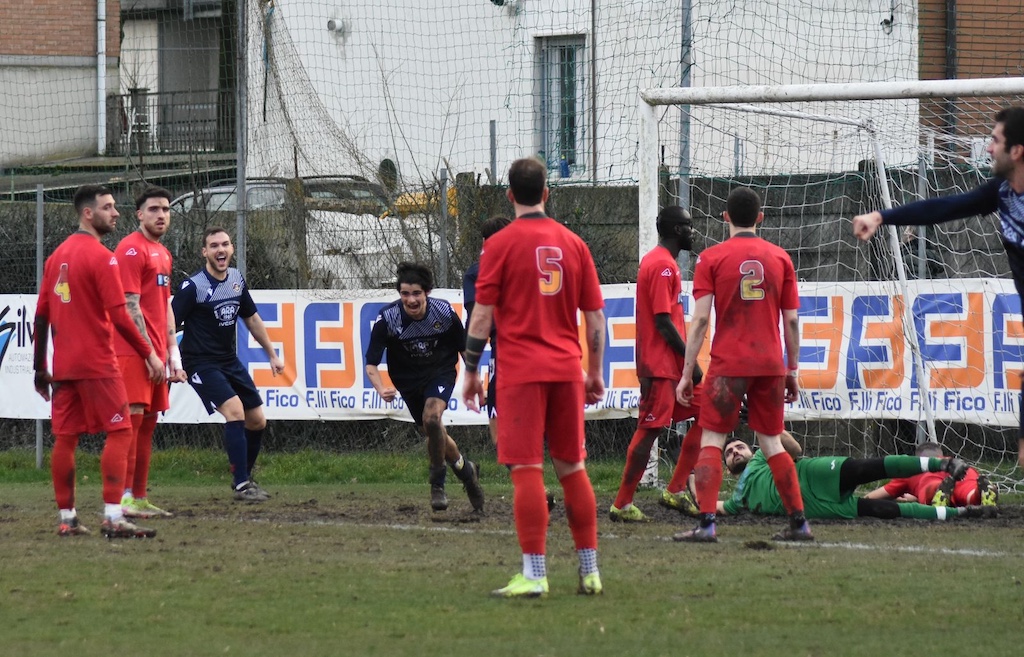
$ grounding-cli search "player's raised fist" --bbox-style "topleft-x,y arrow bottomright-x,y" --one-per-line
852,211 -> 883,241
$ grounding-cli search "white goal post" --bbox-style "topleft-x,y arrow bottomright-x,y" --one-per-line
637,77 -> 1024,488
639,76 -> 1024,256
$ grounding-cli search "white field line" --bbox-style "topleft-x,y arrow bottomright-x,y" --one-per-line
247,517 -> 1017,559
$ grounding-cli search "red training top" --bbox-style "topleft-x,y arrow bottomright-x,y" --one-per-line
37,232 -> 148,380
112,231 -> 173,358
475,214 -> 604,386
692,233 -> 798,377
635,244 -> 685,379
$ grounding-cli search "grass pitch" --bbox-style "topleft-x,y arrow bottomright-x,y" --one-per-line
1,450 -> 1021,657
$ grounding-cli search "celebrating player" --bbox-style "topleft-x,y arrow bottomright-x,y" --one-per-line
172,227 -> 285,502
463,156 -> 606,598
675,186 -> 811,543
33,184 -> 164,538
609,206 -> 703,522
852,106 -> 1024,471
366,262 -> 484,513
115,185 -> 186,520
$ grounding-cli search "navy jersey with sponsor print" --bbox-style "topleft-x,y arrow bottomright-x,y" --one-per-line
365,296 -> 465,390
171,267 -> 257,368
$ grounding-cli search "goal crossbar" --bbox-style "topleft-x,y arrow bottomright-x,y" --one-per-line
641,76 -> 1024,107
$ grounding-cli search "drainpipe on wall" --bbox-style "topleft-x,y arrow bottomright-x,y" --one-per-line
97,0 -> 107,155
590,0 -> 598,183
944,0 -> 957,135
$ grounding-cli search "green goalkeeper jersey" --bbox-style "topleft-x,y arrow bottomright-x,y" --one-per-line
722,450 -> 859,519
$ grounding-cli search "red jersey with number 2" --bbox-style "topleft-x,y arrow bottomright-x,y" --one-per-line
475,215 -> 604,386
692,233 -> 798,377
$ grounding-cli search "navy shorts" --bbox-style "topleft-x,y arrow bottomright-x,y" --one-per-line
485,370 -> 498,420
186,359 -> 263,415
399,372 -> 457,426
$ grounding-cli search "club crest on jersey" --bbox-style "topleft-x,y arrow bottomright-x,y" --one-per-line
214,301 -> 240,325
433,321 -> 442,330
232,282 -> 241,292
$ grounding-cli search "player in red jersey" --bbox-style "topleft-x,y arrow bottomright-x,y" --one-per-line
114,186 -> 187,520
463,157 -> 606,598
33,184 -> 164,539
864,442 -> 999,508
674,186 -> 812,543
609,206 -> 704,522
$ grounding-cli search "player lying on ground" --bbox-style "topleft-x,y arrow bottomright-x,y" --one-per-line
863,441 -> 999,509
674,435 -> 994,542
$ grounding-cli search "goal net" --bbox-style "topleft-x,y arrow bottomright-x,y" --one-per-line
638,78 -> 1024,492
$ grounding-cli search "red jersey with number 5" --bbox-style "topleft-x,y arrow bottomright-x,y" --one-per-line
475,215 -> 604,386
692,233 -> 798,377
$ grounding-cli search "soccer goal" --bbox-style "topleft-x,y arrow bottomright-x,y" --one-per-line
638,77 -> 1024,491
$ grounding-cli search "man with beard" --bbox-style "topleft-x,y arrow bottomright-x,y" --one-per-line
115,186 -> 186,520
853,106 -> 1024,471
172,227 -> 285,502
34,184 -> 164,538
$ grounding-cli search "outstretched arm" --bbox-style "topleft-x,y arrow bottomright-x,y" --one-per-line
852,178 -> 1001,241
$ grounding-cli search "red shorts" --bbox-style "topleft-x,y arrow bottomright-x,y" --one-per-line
51,377 -> 133,435
637,378 -> 700,429
118,355 -> 169,413
497,381 -> 586,465
698,373 -> 786,436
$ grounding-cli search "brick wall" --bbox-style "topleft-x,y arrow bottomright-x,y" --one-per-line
918,1 -> 1024,137
0,0 -> 120,58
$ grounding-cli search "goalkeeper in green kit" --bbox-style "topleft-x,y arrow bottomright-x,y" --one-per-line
688,434 -> 993,528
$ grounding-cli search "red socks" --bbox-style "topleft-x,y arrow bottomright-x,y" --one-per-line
767,451 -> 804,516
100,427 -> 133,505
612,428 -> 657,509
693,446 -> 723,515
51,433 -> 81,509
667,423 -> 702,493
124,413 -> 144,495
560,468 -> 598,551
132,414 -> 157,497
511,467 -> 549,555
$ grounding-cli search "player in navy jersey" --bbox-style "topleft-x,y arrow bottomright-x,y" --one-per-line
366,262 -> 484,513
171,227 -> 285,502
854,106 -> 1024,471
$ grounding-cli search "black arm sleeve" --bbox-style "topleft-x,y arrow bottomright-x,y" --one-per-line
881,178 -> 1000,227
365,318 -> 388,366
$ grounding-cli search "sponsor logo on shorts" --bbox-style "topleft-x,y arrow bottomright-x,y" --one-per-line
191,372 -> 203,384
